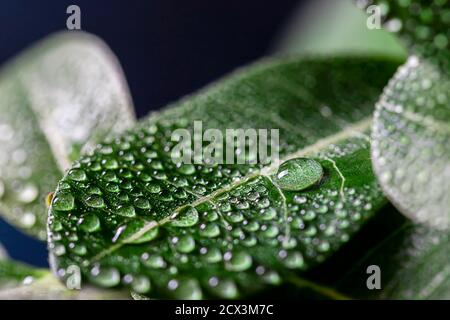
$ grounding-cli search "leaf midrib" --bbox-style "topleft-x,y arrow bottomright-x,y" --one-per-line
91,117 -> 373,261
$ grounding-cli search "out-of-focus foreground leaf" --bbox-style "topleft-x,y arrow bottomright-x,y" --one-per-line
338,219 -> 450,299
48,54 -> 401,299
0,257 -> 128,300
357,0 -> 450,228
0,32 -> 136,240
275,0 -> 406,58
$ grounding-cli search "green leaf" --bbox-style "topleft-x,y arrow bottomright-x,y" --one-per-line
0,258 -> 128,299
275,0 -> 406,58
48,54 -> 402,299
0,31 -> 136,239
338,218 -> 450,299
357,1 -> 450,228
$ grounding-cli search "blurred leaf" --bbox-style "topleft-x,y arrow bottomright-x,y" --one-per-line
274,0 -> 406,58
338,220 -> 450,299
357,1 -> 450,228
48,55 -> 401,299
0,258 -> 128,300
0,32 -> 136,240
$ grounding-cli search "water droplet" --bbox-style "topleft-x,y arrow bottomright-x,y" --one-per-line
78,214 -> 101,233
134,197 -> 151,210
84,194 -> 105,208
102,159 -> 119,170
199,223 -> 220,238
53,244 -> 66,256
71,244 -> 87,256
68,169 -> 87,182
281,251 -> 304,269
260,208 -> 277,221
52,192 -> 75,211
131,275 -> 151,294
116,205 -> 136,217
174,235 -> 196,253
141,253 -> 166,269
169,278 -> 202,299
178,164 -> 196,175
169,207 -> 199,227
146,183 -> 161,194
224,251 -> 252,272
274,158 -> 323,191
208,278 -> 238,299
201,247 -> 222,263
89,266 -> 120,287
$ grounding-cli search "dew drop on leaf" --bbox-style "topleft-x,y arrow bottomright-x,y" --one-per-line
177,164 -> 196,175
173,235 -> 196,253
141,253 -> 166,269
52,192 -> 75,211
169,206 -> 199,227
134,197 -> 151,210
169,278 -> 202,299
199,223 -> 221,238
274,158 -> 323,191
67,169 -> 87,182
201,247 -> 222,263
115,205 -> 136,217
78,214 -> 101,233
224,251 -> 253,272
207,278 -> 238,299
131,275 -> 151,294
89,266 -> 120,287
84,194 -> 105,208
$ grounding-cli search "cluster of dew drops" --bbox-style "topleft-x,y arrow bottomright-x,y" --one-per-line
46,119 -> 381,298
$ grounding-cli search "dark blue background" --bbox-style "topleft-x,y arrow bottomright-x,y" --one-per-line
0,0 -> 306,267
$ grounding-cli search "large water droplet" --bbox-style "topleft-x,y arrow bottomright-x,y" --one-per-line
274,158 -> 323,191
